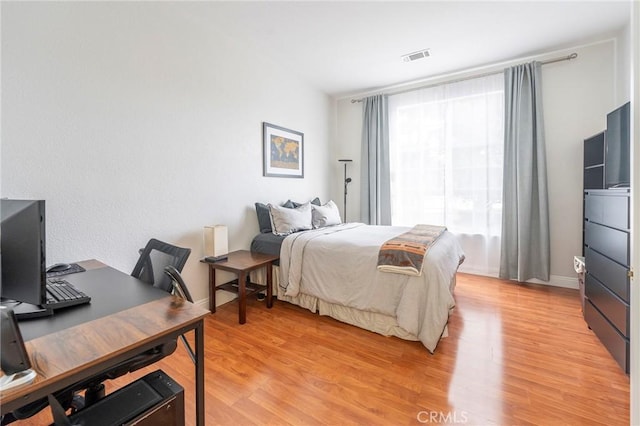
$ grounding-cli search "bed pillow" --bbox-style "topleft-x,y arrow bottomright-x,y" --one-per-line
312,200 -> 342,229
291,197 -> 321,208
255,202 -> 273,233
269,202 -> 313,235
255,198 -> 319,233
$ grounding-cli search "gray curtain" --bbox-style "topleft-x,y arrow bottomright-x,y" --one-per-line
499,62 -> 550,282
360,94 -> 391,225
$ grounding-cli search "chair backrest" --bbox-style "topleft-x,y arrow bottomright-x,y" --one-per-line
131,238 -> 191,293
164,265 -> 194,303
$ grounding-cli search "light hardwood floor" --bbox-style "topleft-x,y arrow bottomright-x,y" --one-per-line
17,273 -> 630,425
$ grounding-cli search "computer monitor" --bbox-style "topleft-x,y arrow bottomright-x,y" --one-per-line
604,102 -> 630,188
1,199 -> 50,318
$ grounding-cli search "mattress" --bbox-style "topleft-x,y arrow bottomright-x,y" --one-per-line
250,223 -> 464,352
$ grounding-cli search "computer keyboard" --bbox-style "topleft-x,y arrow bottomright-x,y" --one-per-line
46,278 -> 91,310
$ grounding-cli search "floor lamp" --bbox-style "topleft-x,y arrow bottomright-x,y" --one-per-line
338,159 -> 352,222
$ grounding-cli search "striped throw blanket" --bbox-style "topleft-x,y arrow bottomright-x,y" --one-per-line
377,224 -> 447,276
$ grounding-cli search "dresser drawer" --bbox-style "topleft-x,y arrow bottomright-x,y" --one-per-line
584,221 -> 629,265
584,192 -> 629,229
585,273 -> 628,336
585,247 -> 629,302
584,301 -> 629,373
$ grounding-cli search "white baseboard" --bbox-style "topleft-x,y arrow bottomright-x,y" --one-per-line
193,298 -> 210,311
458,268 -> 579,290
457,265 -> 500,277
193,289 -> 237,312
527,275 -> 579,290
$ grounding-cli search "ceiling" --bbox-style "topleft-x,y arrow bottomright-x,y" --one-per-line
184,1 -> 631,98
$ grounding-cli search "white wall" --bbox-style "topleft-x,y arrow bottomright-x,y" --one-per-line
542,40 -> 615,282
616,22 -> 631,105
1,2 -> 333,304
333,100 -> 362,222
335,39 -> 620,285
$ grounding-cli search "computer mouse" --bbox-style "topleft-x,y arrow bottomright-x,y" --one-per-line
46,263 -> 72,273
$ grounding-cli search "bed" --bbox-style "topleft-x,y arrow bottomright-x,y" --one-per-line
250,204 -> 465,353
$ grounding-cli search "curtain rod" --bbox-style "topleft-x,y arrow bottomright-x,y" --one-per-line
350,52 -> 578,103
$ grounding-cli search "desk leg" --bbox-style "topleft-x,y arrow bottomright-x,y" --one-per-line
238,271 -> 246,324
209,266 -> 216,313
266,263 -> 273,309
195,319 -> 205,426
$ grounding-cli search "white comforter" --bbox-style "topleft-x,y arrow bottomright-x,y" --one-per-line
279,223 -> 465,352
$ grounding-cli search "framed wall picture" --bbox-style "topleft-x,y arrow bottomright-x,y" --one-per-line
263,122 -> 304,178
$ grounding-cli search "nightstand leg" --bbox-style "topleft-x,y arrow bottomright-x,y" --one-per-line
238,271 -> 247,324
209,265 -> 216,313
266,263 -> 273,308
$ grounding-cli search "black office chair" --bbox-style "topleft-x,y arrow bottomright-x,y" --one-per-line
132,239 -> 195,361
131,238 -> 191,293
79,238 -> 193,403
1,239 -> 194,425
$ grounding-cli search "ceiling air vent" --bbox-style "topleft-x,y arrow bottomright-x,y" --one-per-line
402,49 -> 431,63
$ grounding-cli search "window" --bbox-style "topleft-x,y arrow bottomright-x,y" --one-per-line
388,74 -> 504,275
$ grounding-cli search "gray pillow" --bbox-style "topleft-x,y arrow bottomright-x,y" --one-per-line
292,197 -> 321,208
255,202 -> 273,233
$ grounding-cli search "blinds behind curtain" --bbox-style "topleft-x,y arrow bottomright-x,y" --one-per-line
388,73 -> 504,276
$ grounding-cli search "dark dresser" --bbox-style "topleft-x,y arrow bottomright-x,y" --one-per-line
583,188 -> 630,373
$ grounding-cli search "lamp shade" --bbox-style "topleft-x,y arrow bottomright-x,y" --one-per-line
203,225 -> 228,260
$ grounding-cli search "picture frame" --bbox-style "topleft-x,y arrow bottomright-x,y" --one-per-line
263,122 -> 304,178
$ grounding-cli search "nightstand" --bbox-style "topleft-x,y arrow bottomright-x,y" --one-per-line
202,250 -> 279,324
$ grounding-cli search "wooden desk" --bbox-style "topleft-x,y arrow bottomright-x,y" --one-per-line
203,250 -> 279,324
0,260 -> 209,426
